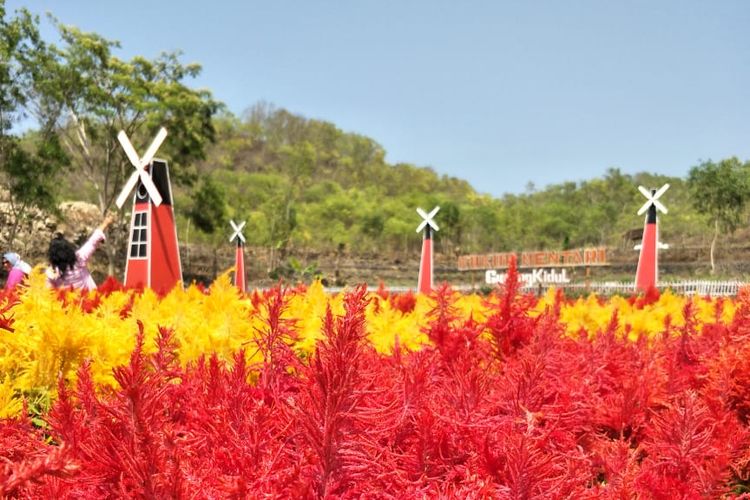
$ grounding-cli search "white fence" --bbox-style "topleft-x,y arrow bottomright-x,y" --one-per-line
520,280 -> 746,297
325,280 -> 747,297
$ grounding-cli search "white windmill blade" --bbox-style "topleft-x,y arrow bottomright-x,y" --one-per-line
415,206 -> 440,232
636,184 -> 669,216
653,183 -> 670,200
653,199 -> 668,214
229,220 -> 246,243
230,219 -> 246,239
416,208 -> 428,233
230,231 -> 246,244
117,131 -> 142,168
637,200 -> 652,216
140,127 -> 168,167
116,128 -> 165,207
115,172 -> 141,208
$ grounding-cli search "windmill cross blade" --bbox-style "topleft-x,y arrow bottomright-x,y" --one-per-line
230,230 -> 246,243
118,131 -> 142,167
653,183 -> 670,199
140,127 -> 168,167
230,220 -> 247,242
637,200 -> 651,216
138,169 -> 163,206
427,206 -> 440,231
653,199 -> 668,214
416,207 -> 428,232
115,172 -> 141,208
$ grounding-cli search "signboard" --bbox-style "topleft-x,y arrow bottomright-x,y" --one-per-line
486,268 -> 571,286
457,247 -> 608,271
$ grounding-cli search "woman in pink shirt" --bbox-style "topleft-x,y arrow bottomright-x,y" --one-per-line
3,252 -> 32,290
46,214 -> 115,291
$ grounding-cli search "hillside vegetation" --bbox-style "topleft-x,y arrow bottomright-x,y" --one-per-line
180,104 -> 709,256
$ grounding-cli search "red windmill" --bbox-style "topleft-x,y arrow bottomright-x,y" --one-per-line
116,128 -> 183,294
634,184 -> 669,292
416,206 -> 440,294
229,219 -> 246,293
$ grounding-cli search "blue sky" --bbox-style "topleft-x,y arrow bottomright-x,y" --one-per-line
7,0 -> 750,197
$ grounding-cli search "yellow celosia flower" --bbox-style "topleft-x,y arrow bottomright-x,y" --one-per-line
0,374 -> 22,419
365,296 -> 429,354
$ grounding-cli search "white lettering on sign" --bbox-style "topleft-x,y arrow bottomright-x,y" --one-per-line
485,268 -> 571,285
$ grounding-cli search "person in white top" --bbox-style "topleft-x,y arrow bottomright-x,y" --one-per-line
46,214 -> 115,291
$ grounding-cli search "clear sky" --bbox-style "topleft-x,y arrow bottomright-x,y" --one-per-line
7,0 -> 750,197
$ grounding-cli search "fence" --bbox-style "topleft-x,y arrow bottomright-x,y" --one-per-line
527,280 -> 746,297
325,280 -> 748,297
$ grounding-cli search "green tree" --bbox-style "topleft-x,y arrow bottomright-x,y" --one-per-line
2,133 -> 68,246
188,176 -> 227,234
186,176 -> 227,280
267,140 -> 315,268
437,201 -> 461,256
687,157 -> 750,274
0,5 -> 69,247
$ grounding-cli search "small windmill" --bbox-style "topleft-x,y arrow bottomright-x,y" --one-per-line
634,184 -> 669,292
116,127 -> 182,293
416,206 -> 440,294
229,219 -> 247,293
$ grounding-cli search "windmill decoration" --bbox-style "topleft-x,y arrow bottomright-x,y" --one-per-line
116,127 -> 183,293
229,219 -> 247,293
634,184 -> 669,292
416,206 -> 440,294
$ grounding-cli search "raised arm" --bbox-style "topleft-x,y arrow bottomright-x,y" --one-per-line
76,214 -> 115,264
97,214 -> 115,233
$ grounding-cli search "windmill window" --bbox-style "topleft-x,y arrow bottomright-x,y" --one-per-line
129,211 -> 148,259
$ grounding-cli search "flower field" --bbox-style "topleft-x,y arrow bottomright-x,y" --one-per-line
1,265 -> 750,497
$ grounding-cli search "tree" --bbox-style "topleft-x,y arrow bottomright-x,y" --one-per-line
1,133 -> 68,247
188,176 -> 227,235
19,17 -> 220,273
437,201 -> 461,256
687,157 -> 750,274
0,5 -> 69,248
187,176 -> 227,280
267,140 -> 314,269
